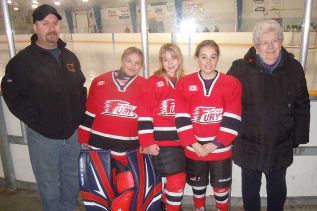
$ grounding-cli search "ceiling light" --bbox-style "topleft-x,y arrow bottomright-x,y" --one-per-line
13,6 -> 19,11
7,0 -> 12,4
32,4 -> 38,9
54,1 -> 60,6
82,0 -> 89,2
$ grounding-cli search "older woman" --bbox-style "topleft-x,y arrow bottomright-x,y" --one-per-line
227,20 -> 310,211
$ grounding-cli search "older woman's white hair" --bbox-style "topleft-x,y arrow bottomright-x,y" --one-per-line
253,20 -> 284,46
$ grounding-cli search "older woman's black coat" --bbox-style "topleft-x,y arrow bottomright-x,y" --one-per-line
227,47 -> 310,173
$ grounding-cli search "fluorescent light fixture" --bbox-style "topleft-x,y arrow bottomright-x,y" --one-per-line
54,1 -> 60,6
82,0 -> 89,2
32,0 -> 38,3
7,0 -> 12,4
13,6 -> 19,11
32,4 -> 38,9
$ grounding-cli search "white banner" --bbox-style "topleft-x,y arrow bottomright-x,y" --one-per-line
105,7 -> 130,20
254,0 -> 265,12
269,0 -> 284,10
183,1 -> 203,18
137,2 -> 175,19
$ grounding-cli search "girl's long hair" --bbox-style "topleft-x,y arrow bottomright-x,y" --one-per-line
154,43 -> 184,84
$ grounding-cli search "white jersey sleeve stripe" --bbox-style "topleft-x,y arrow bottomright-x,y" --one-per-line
154,127 -> 177,131
85,111 -> 96,117
177,125 -> 193,132
138,129 -> 154,134
223,112 -> 241,121
220,127 -> 238,136
175,113 -> 191,118
138,117 -> 153,121
79,125 -> 91,131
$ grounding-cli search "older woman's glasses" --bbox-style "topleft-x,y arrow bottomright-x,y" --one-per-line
257,40 -> 281,47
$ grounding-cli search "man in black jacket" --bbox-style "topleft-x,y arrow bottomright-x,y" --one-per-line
1,4 -> 86,211
227,20 -> 310,211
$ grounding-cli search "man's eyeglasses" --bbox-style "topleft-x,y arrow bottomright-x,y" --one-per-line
257,40 -> 281,47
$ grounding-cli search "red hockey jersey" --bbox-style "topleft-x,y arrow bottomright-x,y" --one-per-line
175,71 -> 242,161
138,74 -> 181,147
78,71 -> 146,152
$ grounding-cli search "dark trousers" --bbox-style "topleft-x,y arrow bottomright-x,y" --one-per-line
241,167 -> 287,211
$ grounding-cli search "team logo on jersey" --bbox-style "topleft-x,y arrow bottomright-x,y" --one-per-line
156,81 -> 165,87
189,85 -> 198,91
158,99 -> 175,116
102,100 -> 137,118
192,106 -> 223,124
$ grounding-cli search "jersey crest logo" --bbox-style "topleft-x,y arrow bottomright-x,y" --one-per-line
102,100 -> 137,118
189,85 -> 198,91
158,99 -> 175,116
156,81 -> 165,87
192,106 -> 223,124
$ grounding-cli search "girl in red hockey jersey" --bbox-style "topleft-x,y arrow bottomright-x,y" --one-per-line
78,47 -> 161,210
175,40 -> 242,211
138,43 -> 186,211
79,47 -> 145,152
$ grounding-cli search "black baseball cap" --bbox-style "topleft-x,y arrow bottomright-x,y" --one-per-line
32,4 -> 62,23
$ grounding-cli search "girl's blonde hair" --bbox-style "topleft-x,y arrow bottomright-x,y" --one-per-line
154,43 -> 184,84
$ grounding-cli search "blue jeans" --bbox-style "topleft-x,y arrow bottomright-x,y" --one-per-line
241,167 -> 287,211
27,127 -> 81,211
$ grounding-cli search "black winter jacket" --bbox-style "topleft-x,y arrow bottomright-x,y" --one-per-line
1,34 -> 87,139
227,47 -> 310,173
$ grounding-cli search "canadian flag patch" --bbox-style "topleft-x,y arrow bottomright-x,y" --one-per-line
189,85 -> 198,91
157,81 -> 164,87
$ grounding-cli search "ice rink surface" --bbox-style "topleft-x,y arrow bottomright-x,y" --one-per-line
1,41 -> 316,91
